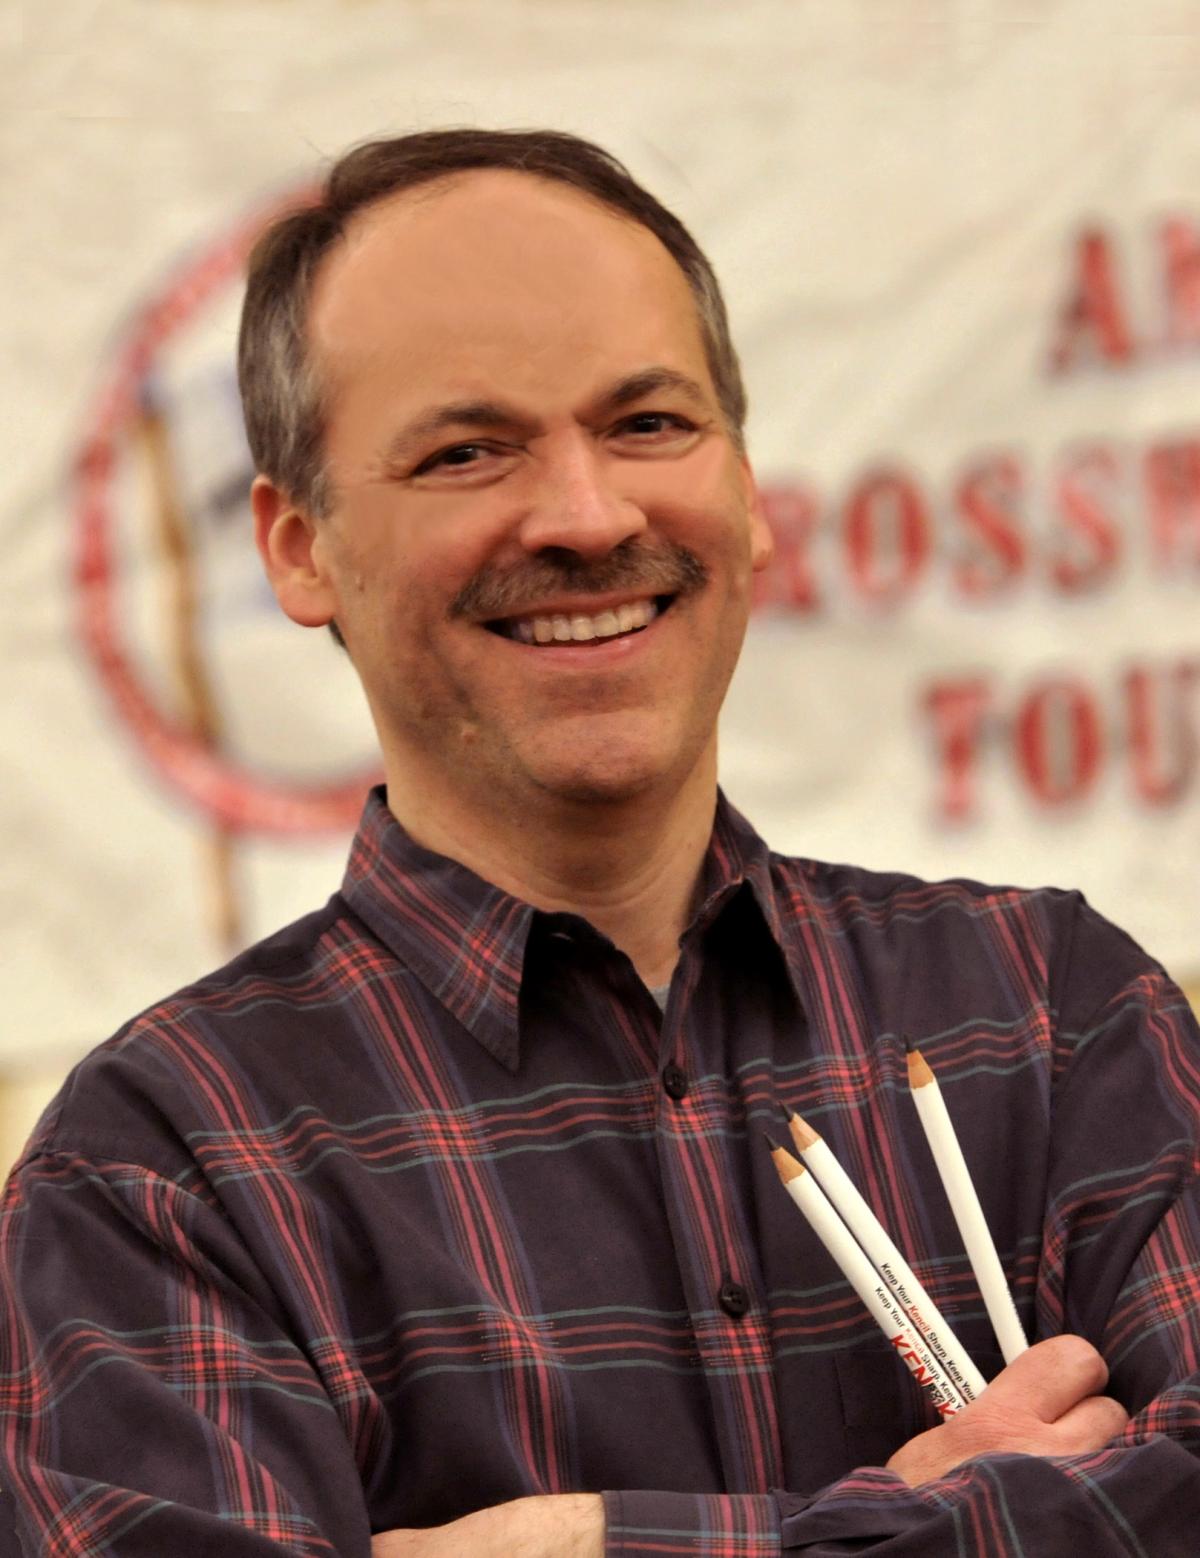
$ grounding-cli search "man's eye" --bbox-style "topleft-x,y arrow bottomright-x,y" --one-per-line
614,412 -> 700,443
415,443 -> 488,474
622,413 -> 686,435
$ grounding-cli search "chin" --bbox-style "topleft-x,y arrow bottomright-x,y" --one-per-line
484,711 -> 713,810
512,738 -> 667,807
520,732 -> 706,810
529,763 -> 663,807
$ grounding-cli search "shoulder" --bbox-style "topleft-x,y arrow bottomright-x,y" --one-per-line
115,891 -> 353,1033
767,850 -> 1169,1015
768,848 -> 1080,930
16,894 -> 368,1179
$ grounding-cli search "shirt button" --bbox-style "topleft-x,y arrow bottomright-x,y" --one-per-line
661,1064 -> 689,1100
719,1282 -> 750,1319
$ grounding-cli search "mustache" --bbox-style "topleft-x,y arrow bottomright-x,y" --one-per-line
449,540 -> 708,620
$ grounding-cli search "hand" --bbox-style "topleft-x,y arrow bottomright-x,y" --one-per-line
887,1334 -> 1129,1487
370,1492 -> 604,1557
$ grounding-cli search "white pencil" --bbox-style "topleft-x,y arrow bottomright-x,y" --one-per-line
905,1045 -> 1028,1364
767,1141 -> 966,1416
786,1112 -> 986,1401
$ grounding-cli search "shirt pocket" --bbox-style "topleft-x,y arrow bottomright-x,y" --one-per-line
833,1346 -> 1005,1468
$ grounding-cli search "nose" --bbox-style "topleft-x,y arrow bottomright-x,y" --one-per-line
516,434 -> 648,559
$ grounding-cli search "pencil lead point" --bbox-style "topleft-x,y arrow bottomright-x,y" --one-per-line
787,1111 -> 820,1150
760,1127 -> 784,1153
776,1101 -> 794,1123
906,1045 -> 934,1088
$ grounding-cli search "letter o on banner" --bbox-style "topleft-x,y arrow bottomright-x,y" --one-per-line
843,467 -> 932,607
1015,678 -> 1104,805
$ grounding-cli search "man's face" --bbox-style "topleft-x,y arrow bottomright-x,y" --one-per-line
292,169 -> 772,816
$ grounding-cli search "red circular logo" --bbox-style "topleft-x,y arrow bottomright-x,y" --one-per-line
74,189 -> 381,835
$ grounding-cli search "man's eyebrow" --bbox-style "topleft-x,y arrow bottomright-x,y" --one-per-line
600,367 -> 712,414
381,402 -> 534,467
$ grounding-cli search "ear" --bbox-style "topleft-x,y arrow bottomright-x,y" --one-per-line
251,476 -> 339,629
740,459 -> 774,573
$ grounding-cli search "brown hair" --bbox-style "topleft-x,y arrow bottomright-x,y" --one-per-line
237,127 -> 747,520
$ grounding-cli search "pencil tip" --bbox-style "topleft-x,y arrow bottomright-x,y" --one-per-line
776,1101 -> 794,1123
901,1033 -> 914,1052
760,1127 -> 784,1152
787,1111 -> 820,1150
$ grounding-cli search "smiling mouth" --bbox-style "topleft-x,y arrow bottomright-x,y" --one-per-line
485,595 -> 673,644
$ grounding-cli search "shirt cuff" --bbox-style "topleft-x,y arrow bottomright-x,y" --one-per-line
776,1467 -> 933,1546
603,1489 -> 780,1556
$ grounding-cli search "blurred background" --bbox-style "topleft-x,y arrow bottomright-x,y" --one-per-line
6,0 -> 1200,1170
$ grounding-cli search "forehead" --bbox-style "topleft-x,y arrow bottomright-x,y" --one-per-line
306,169 -> 711,411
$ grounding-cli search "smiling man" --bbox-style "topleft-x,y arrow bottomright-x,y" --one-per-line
3,129 -> 1200,1558
253,164 -> 771,992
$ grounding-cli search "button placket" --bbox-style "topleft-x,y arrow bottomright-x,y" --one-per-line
650,952 -> 784,1490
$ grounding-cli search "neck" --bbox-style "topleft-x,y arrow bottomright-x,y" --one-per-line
386,756 -> 719,990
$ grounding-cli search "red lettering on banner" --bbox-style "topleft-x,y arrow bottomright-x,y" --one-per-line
952,454 -> 1027,598
1160,218 -> 1200,347
1050,444 -> 1123,592
921,659 -> 1200,821
1047,229 -> 1134,373
747,428 -> 1200,614
844,467 -> 931,605
754,483 -> 822,612
1144,439 -> 1200,570
1015,679 -> 1104,805
923,678 -> 993,822
1126,661 -> 1200,805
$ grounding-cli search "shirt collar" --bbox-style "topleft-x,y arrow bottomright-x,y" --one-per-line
340,786 -> 806,1070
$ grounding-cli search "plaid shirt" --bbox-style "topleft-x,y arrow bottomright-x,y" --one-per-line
3,788 -> 1199,1556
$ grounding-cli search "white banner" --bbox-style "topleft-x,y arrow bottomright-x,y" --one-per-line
5,0 -> 1200,1066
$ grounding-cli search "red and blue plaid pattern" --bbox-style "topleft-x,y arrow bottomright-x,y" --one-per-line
2,788 -> 1199,1554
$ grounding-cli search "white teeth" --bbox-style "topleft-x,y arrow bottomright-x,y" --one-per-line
502,598 -> 661,644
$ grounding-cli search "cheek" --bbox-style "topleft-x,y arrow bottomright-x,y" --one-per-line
678,501 -> 760,585
330,526 -> 430,627
633,451 -> 753,542
352,490 -> 505,595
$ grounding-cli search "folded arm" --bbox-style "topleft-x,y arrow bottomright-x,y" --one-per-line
0,1150 -> 374,1557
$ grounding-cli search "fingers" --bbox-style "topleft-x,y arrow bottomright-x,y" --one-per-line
982,1334 -> 1110,1423
1051,1392 -> 1130,1454
887,1334 -> 1128,1487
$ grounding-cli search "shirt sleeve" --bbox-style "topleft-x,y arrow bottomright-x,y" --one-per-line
0,1146 -> 373,1557
603,923 -> 1200,1556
